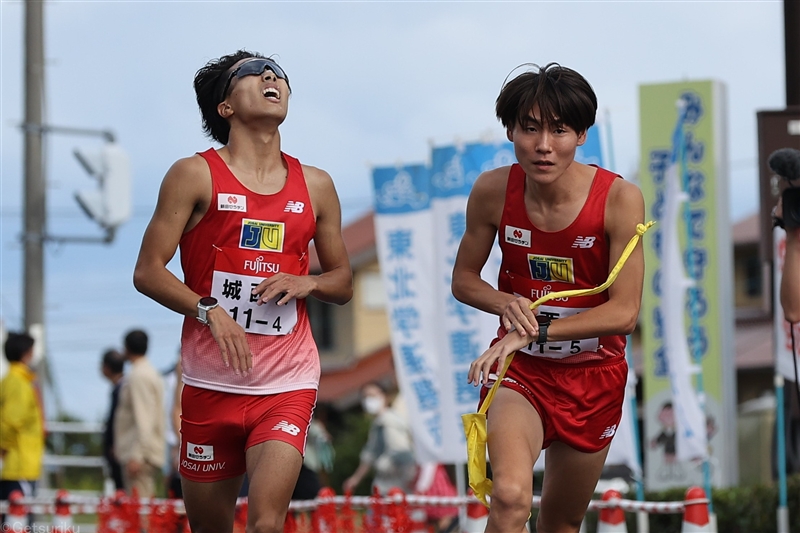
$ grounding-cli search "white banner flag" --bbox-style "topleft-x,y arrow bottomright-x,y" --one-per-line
373,164 -> 442,463
659,159 -> 708,461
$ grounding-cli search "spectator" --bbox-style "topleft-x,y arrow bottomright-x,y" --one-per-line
100,348 -> 126,491
343,383 -> 416,495
0,332 -> 44,521
291,417 -> 334,500
113,329 -> 166,498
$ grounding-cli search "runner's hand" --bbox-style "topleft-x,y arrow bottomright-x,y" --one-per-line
467,330 -> 535,386
502,296 -> 539,338
251,273 -> 317,306
207,307 -> 252,375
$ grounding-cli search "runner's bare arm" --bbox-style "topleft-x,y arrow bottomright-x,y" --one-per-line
468,178 -> 646,385
543,178 -> 645,343
452,168 -> 540,338
252,166 -> 353,306
778,196 -> 800,322
781,226 -> 800,322
133,156 -> 253,374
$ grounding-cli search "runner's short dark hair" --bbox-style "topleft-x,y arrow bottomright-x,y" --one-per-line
496,63 -> 597,134
194,49 -> 266,145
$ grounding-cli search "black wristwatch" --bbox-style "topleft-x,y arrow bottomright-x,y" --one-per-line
196,296 -> 219,326
535,315 -> 551,345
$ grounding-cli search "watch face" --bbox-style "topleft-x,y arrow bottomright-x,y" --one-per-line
199,296 -> 218,307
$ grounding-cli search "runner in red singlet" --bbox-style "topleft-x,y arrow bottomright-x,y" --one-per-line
451,64 -> 646,533
133,50 -> 353,533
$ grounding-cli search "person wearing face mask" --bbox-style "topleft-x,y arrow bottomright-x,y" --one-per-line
342,382 -> 416,495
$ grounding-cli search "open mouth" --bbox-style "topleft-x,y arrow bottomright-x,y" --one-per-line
263,87 -> 280,100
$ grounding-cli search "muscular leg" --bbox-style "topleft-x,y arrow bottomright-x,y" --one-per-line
485,387 -> 542,533
537,441 -> 610,533
182,474 -> 245,533
245,440 -> 304,533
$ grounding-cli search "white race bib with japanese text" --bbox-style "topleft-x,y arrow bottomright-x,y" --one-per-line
210,247 -> 299,336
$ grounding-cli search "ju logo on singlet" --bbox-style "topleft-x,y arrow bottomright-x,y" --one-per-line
527,254 -> 575,284
240,219 -> 285,252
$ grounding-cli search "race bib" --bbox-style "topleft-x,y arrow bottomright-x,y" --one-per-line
507,271 -> 600,359
210,247 -> 299,336
517,304 -> 599,359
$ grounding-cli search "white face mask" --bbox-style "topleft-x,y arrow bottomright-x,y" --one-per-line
362,396 -> 385,415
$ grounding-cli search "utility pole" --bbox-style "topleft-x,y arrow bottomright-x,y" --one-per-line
786,0 -> 800,106
23,1 -> 46,348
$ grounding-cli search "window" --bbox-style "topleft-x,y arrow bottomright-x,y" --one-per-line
744,256 -> 761,297
307,298 -> 334,350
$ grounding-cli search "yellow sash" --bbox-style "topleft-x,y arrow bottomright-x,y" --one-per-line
461,221 -> 655,507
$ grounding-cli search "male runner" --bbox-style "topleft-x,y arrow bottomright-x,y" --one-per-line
452,63 -> 645,533
134,50 -> 353,533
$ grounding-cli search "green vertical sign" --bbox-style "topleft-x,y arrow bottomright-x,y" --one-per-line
639,80 -> 737,490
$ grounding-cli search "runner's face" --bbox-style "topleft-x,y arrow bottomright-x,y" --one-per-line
507,104 -> 586,183
221,58 -> 290,121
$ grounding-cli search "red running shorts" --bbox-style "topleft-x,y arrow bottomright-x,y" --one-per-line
179,385 -> 317,482
479,353 -> 627,453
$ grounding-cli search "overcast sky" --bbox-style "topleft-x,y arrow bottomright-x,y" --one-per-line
0,1 -> 789,418
1,1 -> 786,222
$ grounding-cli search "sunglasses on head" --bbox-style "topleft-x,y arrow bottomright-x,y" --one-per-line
216,58 -> 290,102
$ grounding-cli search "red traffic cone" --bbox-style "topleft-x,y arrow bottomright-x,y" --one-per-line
681,486 -> 711,533
386,487 -> 412,532
597,489 -> 626,533
52,489 -> 74,533
464,489 -> 488,533
4,490 -> 29,529
312,487 -> 337,533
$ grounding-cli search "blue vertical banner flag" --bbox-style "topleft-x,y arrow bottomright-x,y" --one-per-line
575,125 -> 604,167
372,142 -> 513,463
429,142 -> 514,463
373,164 -> 442,462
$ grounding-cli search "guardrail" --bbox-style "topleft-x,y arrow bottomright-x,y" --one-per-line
43,420 -> 107,493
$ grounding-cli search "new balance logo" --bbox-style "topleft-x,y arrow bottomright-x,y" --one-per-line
571,236 -> 596,249
272,420 -> 301,436
284,201 -> 305,213
599,425 -> 617,439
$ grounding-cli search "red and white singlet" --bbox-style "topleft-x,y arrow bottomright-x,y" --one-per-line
179,148 -> 320,394
496,163 -> 626,363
